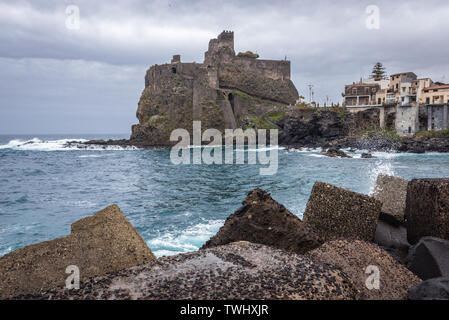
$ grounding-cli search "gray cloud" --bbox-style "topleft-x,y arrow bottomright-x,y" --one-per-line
1,0 -> 448,133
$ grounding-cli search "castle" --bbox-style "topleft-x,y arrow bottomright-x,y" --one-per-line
131,31 -> 299,145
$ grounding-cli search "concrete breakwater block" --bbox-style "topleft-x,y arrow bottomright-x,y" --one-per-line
307,239 -> 421,300
303,182 -> 382,242
405,178 -> 449,244
0,205 -> 155,299
17,242 -> 358,300
372,174 -> 408,224
406,236 -> 449,280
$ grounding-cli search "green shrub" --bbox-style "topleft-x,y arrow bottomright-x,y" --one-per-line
237,51 -> 259,59
416,129 -> 449,138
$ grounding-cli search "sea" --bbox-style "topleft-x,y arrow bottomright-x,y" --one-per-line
1,133 -> 449,258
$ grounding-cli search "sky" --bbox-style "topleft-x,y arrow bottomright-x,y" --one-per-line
1,0 -> 449,134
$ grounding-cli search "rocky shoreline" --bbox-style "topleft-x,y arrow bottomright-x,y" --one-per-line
2,176 -> 449,300
72,132 -> 449,154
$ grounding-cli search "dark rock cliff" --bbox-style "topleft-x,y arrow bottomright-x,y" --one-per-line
279,107 -> 380,146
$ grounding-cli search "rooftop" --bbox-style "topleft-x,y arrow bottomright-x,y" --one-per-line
390,72 -> 417,77
423,84 -> 449,90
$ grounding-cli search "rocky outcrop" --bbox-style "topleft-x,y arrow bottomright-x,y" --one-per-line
405,178 -> 449,244
406,237 -> 449,280
16,242 -> 358,300
306,239 -> 421,300
303,182 -> 381,242
361,152 -> 375,158
408,277 -> 449,300
279,108 -> 379,147
372,174 -> 408,224
129,31 -> 299,146
202,189 -> 322,254
398,136 -> 449,153
323,147 -> 352,158
0,205 -> 155,299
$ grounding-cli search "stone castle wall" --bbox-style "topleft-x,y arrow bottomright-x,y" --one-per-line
132,31 -> 299,144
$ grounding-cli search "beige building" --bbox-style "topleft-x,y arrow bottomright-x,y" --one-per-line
420,84 -> 449,105
388,72 -> 418,106
342,71 -> 449,134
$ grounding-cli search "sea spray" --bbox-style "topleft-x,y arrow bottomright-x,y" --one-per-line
368,159 -> 395,195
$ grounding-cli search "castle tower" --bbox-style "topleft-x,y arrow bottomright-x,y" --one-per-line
204,30 -> 235,65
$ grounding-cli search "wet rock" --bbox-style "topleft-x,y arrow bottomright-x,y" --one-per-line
307,239 -> 421,300
202,188 -> 322,254
405,178 -> 449,244
303,182 -> 381,242
18,242 -> 358,300
408,277 -> 449,300
374,221 -> 410,263
408,146 -> 426,154
0,205 -> 155,299
372,174 -> 408,224
406,237 -> 449,280
361,153 -> 375,158
323,147 -> 352,158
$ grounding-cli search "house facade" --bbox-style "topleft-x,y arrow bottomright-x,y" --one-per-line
342,72 -> 449,134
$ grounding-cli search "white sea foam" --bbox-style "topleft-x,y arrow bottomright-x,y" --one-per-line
77,155 -> 103,158
368,160 -> 395,195
307,154 -> 326,158
0,138 -> 138,151
148,219 -> 224,258
0,247 -> 12,257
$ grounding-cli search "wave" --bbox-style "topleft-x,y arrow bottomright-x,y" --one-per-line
0,247 -> 12,257
0,138 -> 138,151
147,219 -> 224,258
77,155 -> 104,158
368,160 -> 395,195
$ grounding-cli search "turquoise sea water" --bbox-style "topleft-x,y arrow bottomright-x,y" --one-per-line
1,134 -> 449,258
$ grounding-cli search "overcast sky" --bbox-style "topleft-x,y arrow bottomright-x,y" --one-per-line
1,0 -> 449,134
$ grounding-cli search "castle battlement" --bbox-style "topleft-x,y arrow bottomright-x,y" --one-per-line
145,31 -> 296,101
217,30 -> 234,41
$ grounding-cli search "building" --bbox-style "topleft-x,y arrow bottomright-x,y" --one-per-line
421,84 -> 449,105
421,84 -> 449,131
342,80 -> 381,109
342,71 -> 448,135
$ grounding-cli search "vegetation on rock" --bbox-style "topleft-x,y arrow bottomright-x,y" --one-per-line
237,51 -> 260,59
